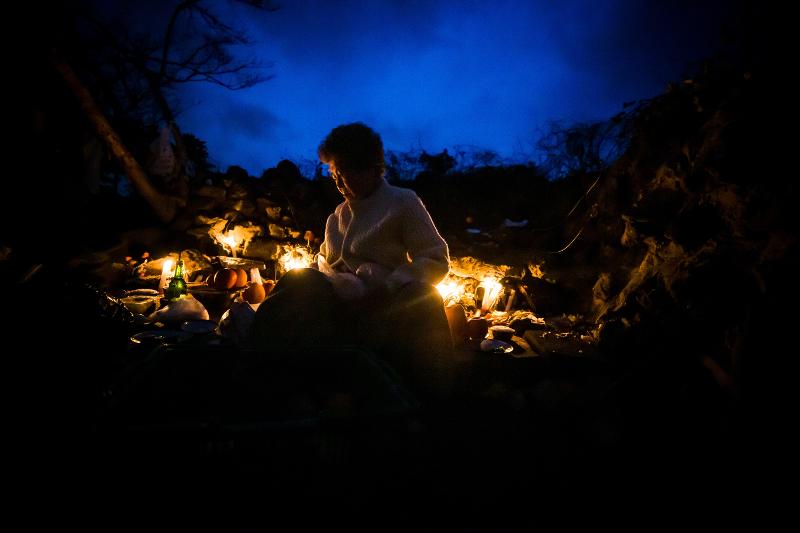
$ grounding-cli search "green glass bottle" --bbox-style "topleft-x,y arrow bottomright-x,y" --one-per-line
165,253 -> 188,301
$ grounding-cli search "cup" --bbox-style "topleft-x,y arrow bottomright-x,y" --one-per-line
467,317 -> 489,340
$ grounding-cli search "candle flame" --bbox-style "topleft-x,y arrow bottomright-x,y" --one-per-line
220,233 -> 239,250
436,280 -> 464,303
159,258 -> 175,294
208,221 -> 260,256
479,277 -> 503,312
278,246 -> 314,274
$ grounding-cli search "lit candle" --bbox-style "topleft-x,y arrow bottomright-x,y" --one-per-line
479,277 -> 503,313
278,246 -> 313,274
159,258 -> 174,295
436,280 -> 462,304
223,233 -> 238,257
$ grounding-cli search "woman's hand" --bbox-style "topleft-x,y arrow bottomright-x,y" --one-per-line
355,263 -> 390,289
329,272 -> 367,301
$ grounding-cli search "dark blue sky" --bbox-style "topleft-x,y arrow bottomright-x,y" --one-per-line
165,0 -> 739,175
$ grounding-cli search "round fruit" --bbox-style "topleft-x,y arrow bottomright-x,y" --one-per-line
262,279 -> 276,298
234,268 -> 248,288
213,268 -> 238,290
243,282 -> 266,304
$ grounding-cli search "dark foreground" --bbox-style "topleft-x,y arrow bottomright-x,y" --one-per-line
5,283 -> 778,530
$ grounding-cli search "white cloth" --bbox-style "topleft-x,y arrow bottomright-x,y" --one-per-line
148,295 -> 209,323
318,178 -> 449,293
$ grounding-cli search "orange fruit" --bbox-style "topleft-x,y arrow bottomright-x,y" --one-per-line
263,279 -> 276,298
244,282 -> 266,304
234,268 -> 248,288
213,268 -> 238,290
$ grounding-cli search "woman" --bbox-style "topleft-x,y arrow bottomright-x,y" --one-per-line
249,123 -> 454,399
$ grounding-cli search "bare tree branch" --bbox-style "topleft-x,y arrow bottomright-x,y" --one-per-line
51,52 -> 183,223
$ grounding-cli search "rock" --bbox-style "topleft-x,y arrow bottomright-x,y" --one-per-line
186,195 -> 220,211
524,277 -> 578,316
256,197 -> 279,209
592,272 -> 613,313
245,238 -> 282,261
193,214 -> 216,226
195,185 -> 226,200
448,256 -> 517,280
227,182 -> 250,200
620,215 -> 639,247
186,226 -> 210,240
506,311 -> 547,332
230,199 -> 256,217
265,206 -> 282,221
268,223 -> 286,239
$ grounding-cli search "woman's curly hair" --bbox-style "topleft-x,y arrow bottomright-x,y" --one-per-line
318,122 -> 385,177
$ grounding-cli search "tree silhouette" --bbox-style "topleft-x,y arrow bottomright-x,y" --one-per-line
50,0 -> 276,222
535,109 -> 640,179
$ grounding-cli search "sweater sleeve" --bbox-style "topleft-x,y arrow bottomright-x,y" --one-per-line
318,209 -> 338,268
386,194 -> 450,291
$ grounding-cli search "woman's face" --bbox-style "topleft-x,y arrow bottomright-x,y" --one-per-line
329,162 -> 380,201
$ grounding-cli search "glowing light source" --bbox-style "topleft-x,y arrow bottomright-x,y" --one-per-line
159,258 -> 174,295
479,277 -> 503,312
208,222 -> 260,257
219,232 -> 241,257
436,280 -> 464,304
278,246 -> 314,274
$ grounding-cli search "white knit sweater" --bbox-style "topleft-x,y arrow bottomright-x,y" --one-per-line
318,178 -> 450,292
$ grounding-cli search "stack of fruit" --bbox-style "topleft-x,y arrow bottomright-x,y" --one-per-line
208,267 -> 275,304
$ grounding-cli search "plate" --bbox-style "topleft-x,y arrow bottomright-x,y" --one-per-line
121,294 -> 159,315
181,320 -> 219,334
129,329 -> 193,345
479,338 -> 514,354
216,256 -> 266,270
125,288 -> 160,297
